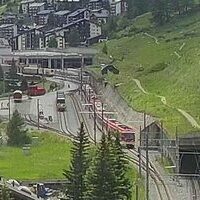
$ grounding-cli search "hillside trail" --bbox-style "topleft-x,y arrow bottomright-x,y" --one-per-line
132,78 -> 200,129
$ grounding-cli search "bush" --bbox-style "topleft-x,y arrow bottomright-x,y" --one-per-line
147,62 -> 168,73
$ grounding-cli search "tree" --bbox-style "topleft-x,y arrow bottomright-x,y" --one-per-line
48,37 -> 58,48
63,122 -> 90,200
102,43 -> 108,55
86,134 -> 117,200
6,109 -> 31,146
8,58 -> 17,79
20,78 -> 28,91
0,184 -> 13,200
67,28 -> 80,47
108,133 -> 132,200
0,64 -> 3,80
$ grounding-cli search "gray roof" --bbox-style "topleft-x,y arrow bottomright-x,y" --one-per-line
89,0 -> 101,2
29,2 -> 45,7
0,24 -> 14,28
20,0 -> 34,4
91,12 -> 109,18
54,10 -> 70,16
68,8 -> 87,17
37,10 -> 54,15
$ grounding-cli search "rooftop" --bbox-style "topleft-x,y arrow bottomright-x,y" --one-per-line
20,0 -> 34,4
29,2 -> 45,7
68,8 -> 87,17
54,10 -> 70,16
0,24 -> 14,28
37,10 -> 54,15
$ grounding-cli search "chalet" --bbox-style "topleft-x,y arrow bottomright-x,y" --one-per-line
0,24 -> 17,39
29,2 -> 46,16
67,8 -> 90,24
0,15 -> 16,25
110,0 -> 127,16
54,10 -> 71,27
90,9 -> 109,24
35,10 -> 54,25
20,0 -> 35,14
88,0 -> 104,10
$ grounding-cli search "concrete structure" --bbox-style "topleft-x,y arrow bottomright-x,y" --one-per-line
67,8 -> 90,24
54,10 -> 71,26
88,0 -> 103,10
89,22 -> 101,38
1,50 -> 94,69
110,0 -> 127,16
0,38 -> 12,64
29,2 -> 45,16
0,24 -> 17,39
35,10 -> 54,25
20,0 -> 35,14
90,9 -> 109,24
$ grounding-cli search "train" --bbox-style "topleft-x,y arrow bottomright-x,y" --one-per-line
27,85 -> 46,96
84,84 -> 135,149
22,67 -> 54,77
13,90 -> 23,103
56,91 -> 66,112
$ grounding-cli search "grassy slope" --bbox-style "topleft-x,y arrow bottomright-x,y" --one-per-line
95,11 -> 200,137
0,130 -> 72,180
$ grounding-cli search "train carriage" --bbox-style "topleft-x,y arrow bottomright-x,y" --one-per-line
13,90 -> 23,103
87,90 -> 135,148
56,91 -> 66,112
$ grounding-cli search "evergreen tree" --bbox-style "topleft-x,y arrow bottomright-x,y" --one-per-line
86,134 -> 117,200
108,133 -> 132,200
21,77 -> 28,91
6,109 -> 31,146
67,28 -> 80,47
0,64 -> 3,80
9,58 -> 17,78
102,43 -> 108,55
0,184 -> 12,200
48,37 -> 58,48
63,122 -> 90,200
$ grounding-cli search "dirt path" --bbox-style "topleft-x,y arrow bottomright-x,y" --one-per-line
132,78 -> 200,129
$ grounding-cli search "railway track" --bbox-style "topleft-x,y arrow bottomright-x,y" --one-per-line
24,90 -> 172,200
191,177 -> 200,200
128,149 -> 173,200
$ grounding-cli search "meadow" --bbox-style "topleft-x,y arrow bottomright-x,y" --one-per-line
95,11 -> 200,137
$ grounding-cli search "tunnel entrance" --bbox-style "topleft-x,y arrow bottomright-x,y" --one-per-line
179,149 -> 200,174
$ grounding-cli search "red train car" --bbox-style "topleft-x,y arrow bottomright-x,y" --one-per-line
13,90 -> 22,103
85,85 -> 135,148
28,85 -> 46,96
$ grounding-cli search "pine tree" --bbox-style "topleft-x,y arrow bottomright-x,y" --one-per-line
86,134 -> 117,200
21,77 -> 28,91
109,132 -> 132,200
102,43 -> 108,55
63,122 -> 90,200
0,182 -> 13,200
6,109 -> 31,146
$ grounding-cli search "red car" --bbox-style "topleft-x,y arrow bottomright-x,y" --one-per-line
28,85 -> 46,96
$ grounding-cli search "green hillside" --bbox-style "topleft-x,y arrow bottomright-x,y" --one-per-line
96,11 -> 200,137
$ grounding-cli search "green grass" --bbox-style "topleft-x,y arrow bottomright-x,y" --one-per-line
0,129 -> 142,198
0,130 -> 72,180
94,11 -> 200,137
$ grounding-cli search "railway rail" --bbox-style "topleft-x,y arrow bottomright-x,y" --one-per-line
191,177 -> 200,200
23,86 -> 172,200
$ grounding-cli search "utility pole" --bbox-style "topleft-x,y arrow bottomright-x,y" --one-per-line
93,97 -> 96,144
161,121 -> 164,163
139,126 -> 142,177
80,54 -> 84,100
175,127 -> 179,183
8,94 -> 11,121
144,112 -> 149,200
101,102 -> 104,131
37,99 -> 40,130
